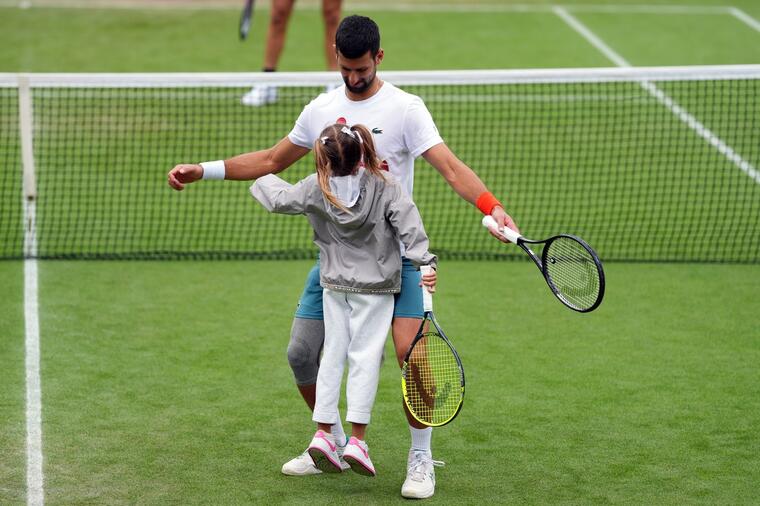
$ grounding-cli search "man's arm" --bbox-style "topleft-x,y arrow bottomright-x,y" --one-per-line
421,142 -> 519,241
167,137 -> 310,191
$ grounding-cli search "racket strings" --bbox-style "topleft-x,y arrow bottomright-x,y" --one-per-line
543,236 -> 601,310
404,332 -> 462,425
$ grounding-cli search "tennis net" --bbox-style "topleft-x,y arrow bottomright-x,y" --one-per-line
1,66 -> 759,262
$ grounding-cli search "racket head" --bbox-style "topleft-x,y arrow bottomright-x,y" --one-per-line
239,0 -> 254,40
401,316 -> 465,427
540,234 -> 605,312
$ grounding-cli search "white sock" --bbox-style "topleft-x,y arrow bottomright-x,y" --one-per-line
331,419 -> 346,446
410,426 -> 432,454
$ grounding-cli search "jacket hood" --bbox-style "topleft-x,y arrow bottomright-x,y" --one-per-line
323,171 -> 385,227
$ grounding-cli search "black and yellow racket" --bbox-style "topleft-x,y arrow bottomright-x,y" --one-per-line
482,215 -> 605,312
401,265 -> 465,427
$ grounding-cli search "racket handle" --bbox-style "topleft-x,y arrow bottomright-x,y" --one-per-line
482,215 -> 522,244
420,265 -> 434,312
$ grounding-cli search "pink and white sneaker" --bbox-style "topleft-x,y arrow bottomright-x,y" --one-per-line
307,431 -> 343,473
342,437 -> 376,477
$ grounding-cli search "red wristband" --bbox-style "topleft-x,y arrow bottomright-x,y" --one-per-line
476,192 -> 503,215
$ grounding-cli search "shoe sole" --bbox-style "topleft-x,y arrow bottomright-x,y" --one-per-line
281,465 -> 322,476
343,455 -> 376,477
401,489 -> 435,499
307,447 -> 343,473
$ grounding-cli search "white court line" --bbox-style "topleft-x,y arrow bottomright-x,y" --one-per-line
554,6 -> 760,185
728,7 -> 760,33
566,4 -> 729,14
0,0 -> 738,14
24,256 -> 43,506
19,74 -> 44,506
554,6 -> 631,67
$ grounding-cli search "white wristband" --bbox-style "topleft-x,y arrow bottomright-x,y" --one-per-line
200,160 -> 226,180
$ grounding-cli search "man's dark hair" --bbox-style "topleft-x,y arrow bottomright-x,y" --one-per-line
335,15 -> 380,58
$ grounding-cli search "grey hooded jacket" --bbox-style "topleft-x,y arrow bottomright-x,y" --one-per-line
251,172 -> 437,294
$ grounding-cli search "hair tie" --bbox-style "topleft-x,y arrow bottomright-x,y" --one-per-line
320,136 -> 329,145
340,126 -> 362,144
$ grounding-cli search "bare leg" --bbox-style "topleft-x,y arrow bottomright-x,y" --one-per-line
321,0 -> 342,70
297,383 -> 316,411
264,0 -> 296,70
351,423 -> 367,440
392,317 -> 428,429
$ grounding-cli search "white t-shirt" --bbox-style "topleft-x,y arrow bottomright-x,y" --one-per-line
288,81 -> 444,198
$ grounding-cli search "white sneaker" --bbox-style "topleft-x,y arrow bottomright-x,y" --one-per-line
281,450 -> 322,476
281,442 -> 349,476
241,85 -> 277,106
307,430 -> 343,473
401,450 -> 444,499
342,437 -> 376,477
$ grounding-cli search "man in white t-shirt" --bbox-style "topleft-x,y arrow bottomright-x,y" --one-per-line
168,15 -> 518,500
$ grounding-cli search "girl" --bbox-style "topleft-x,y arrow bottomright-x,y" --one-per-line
251,123 -> 437,477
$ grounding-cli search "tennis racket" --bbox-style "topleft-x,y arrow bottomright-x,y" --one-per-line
239,0 -> 255,40
401,265 -> 465,427
483,215 -> 605,313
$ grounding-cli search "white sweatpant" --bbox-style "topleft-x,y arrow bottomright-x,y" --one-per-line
312,288 -> 393,425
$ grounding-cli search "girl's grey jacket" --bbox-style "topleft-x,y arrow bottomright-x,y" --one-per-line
251,172 -> 437,294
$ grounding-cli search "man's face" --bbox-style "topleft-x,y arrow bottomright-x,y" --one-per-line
336,50 -> 383,94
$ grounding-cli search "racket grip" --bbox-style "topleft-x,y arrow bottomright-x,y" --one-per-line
420,265 -> 434,312
482,215 -> 521,244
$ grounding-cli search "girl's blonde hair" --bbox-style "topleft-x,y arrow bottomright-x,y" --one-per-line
313,123 -> 385,212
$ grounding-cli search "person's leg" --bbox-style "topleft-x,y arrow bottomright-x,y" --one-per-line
287,318 -> 321,409
350,423 -> 367,440
391,259 -> 429,430
320,0 -> 341,71
264,0 -> 296,70
345,293 -> 392,427
307,288 -> 351,473
392,259 -> 439,498
287,264 -> 324,403
242,0 -> 294,105
312,289 -> 349,427
282,264 -> 347,475
342,293 -> 392,477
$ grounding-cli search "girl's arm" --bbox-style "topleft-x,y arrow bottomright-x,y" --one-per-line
250,174 -> 315,215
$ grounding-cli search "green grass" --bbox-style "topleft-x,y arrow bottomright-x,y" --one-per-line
577,11 -> 760,66
1,2 -> 758,72
4,261 -> 752,504
0,262 -> 25,505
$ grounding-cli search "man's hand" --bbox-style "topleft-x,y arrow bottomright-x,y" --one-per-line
167,164 -> 203,191
487,206 -> 520,243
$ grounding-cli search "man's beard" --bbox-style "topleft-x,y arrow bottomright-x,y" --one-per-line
343,71 -> 376,94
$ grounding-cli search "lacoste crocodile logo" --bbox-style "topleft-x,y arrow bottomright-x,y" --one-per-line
372,127 -> 383,134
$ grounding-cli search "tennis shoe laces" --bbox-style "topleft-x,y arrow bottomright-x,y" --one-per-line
342,437 -> 376,477
401,450 -> 444,499
241,85 -> 277,106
